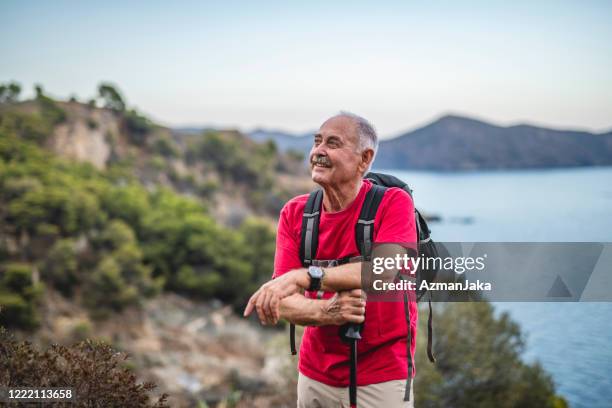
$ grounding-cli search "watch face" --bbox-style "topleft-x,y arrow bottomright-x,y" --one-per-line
308,266 -> 323,279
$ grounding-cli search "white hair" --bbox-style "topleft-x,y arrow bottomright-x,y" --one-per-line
334,111 -> 378,171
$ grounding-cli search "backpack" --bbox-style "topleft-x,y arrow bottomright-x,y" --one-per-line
289,171 -> 438,404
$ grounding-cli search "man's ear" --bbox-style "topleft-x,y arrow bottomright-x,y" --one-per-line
359,148 -> 375,173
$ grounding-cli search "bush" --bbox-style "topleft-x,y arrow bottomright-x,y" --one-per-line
0,81 -> 21,103
151,135 -> 178,158
86,118 -> 98,130
84,256 -> 139,315
187,131 -> 276,195
84,221 -> 161,315
95,219 -> 137,251
0,110 -> 53,143
414,302 -> 568,408
36,89 -> 67,125
124,109 -> 153,143
0,263 -> 44,329
43,239 -> 79,296
0,328 -> 169,407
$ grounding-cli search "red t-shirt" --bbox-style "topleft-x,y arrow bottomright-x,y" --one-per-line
273,179 -> 418,387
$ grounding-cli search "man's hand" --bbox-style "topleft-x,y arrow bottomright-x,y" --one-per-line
243,268 -> 309,325
323,289 -> 366,326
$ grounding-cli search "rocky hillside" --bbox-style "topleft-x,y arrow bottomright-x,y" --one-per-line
0,86 -> 308,406
1,96 -> 312,224
34,289 -> 298,407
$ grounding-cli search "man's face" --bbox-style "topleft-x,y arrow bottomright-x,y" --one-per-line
310,116 -> 370,188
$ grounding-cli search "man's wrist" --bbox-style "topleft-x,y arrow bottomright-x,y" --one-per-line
315,298 -> 332,326
294,268 -> 311,289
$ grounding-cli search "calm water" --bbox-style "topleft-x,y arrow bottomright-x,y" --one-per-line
386,167 -> 612,408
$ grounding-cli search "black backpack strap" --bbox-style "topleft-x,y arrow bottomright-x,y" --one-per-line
300,189 -> 324,266
291,189 -> 324,355
403,281 -> 413,401
360,180 -> 434,399
427,292 -> 436,363
355,184 -> 387,258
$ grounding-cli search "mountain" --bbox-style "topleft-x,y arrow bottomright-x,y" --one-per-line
377,115 -> 612,171
247,116 -> 612,171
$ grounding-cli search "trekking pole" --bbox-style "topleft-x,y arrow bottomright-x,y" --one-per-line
344,324 -> 362,408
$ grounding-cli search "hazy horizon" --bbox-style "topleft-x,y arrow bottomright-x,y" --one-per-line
2,1 -> 611,136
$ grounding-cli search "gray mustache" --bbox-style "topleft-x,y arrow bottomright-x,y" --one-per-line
311,155 -> 332,167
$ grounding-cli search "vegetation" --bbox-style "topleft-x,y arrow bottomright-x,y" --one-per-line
0,113 -> 275,327
124,108 -> 153,142
0,328 -> 169,407
0,263 -> 44,329
0,81 -> 21,103
0,84 -> 67,144
186,131 -> 285,210
415,302 -> 568,408
98,82 -> 126,112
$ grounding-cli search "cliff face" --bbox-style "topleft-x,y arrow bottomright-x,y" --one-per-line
47,102 -> 117,169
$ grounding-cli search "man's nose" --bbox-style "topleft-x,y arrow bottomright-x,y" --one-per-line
311,142 -> 328,158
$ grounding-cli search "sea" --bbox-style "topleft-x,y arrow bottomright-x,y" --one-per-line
384,167 -> 612,408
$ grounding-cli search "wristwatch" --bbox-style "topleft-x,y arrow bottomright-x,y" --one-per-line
307,266 -> 325,292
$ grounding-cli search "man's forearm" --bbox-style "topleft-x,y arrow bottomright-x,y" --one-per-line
317,244 -> 409,292
320,262 -> 362,292
280,293 -> 331,326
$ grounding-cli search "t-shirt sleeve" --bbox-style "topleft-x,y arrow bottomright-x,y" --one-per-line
374,188 -> 417,244
273,204 -> 303,278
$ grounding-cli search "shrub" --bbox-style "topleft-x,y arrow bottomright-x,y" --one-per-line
84,256 -> 139,314
124,109 -> 153,143
86,118 -> 98,130
0,328 -> 169,407
43,239 -> 79,296
151,135 -> 178,158
37,92 -> 67,125
0,81 -> 21,103
0,110 -> 53,143
414,302 -> 568,408
0,263 -> 44,329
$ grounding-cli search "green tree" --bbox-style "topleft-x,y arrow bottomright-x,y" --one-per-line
151,135 -> 178,157
415,302 -> 568,408
0,81 -> 21,103
31,84 -> 67,125
124,109 -> 153,142
238,217 -> 276,294
42,239 -> 79,296
98,83 -> 126,112
0,263 -> 44,329
85,220 -> 161,315
34,83 -> 44,99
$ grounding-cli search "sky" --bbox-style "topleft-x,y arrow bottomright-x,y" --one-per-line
1,0 -> 611,138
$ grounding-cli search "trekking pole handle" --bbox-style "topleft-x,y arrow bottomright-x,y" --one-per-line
344,324 -> 362,340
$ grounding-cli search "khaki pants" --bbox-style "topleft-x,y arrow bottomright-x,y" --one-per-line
297,373 -> 414,408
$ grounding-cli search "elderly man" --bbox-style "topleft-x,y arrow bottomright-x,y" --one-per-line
244,112 -> 417,407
